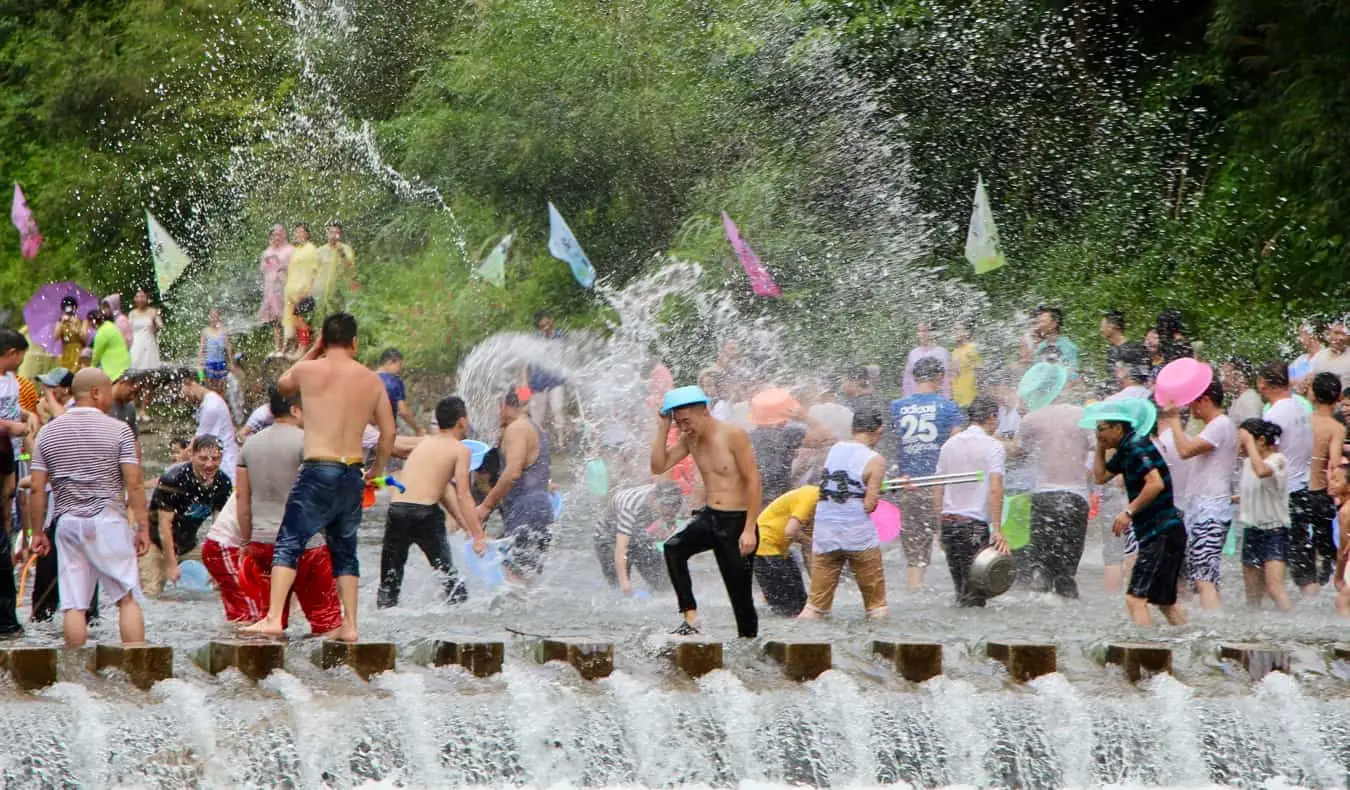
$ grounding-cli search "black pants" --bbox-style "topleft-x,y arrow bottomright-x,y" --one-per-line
664,507 -> 758,637
594,532 -> 669,590
31,521 -> 99,624
940,517 -> 990,607
1024,491 -> 1089,598
377,503 -> 466,608
754,554 -> 807,616
1289,489 -> 1337,587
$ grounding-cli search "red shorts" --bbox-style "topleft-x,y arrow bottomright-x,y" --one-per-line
201,540 -> 262,623
241,542 -> 342,634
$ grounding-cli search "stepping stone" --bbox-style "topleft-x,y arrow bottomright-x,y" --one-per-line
764,641 -> 831,681
534,639 -> 613,680
871,640 -> 943,683
91,644 -> 173,690
986,640 -> 1056,682
1331,644 -> 1350,662
424,639 -> 504,678
1104,642 -> 1172,682
1217,642 -> 1289,681
0,646 -> 58,691
313,641 -> 396,680
199,640 -> 285,681
668,639 -> 722,677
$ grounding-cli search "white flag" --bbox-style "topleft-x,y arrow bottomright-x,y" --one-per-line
146,210 -> 191,294
964,176 -> 1006,274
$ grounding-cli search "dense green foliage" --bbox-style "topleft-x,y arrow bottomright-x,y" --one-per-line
0,0 -> 1345,370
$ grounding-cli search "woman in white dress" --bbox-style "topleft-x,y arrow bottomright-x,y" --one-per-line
128,288 -> 164,371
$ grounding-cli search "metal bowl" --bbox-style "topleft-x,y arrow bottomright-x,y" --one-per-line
968,547 -> 1015,598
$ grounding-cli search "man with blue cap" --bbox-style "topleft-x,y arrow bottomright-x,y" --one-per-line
1087,398 -> 1188,626
377,395 -> 488,608
651,385 -> 762,637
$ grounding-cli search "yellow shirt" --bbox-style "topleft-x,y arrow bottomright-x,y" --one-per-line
314,242 -> 355,303
285,242 -> 319,301
756,485 -> 819,557
952,342 -> 980,406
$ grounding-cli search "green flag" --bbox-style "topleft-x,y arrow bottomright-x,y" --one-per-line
477,232 -> 512,288
964,176 -> 1006,274
146,210 -> 191,294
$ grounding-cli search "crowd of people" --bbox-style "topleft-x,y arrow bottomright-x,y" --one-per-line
8,278 -> 1350,648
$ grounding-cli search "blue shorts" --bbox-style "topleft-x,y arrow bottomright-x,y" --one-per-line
1241,526 -> 1290,569
204,359 -> 229,380
272,461 -> 364,577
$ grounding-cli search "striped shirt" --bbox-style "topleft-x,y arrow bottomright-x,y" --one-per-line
603,485 -> 655,539
32,406 -> 137,518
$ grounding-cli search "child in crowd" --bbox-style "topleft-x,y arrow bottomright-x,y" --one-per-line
292,297 -> 315,354
798,406 -> 887,620
198,308 -> 232,394
1237,418 -> 1292,611
1330,465 -> 1350,617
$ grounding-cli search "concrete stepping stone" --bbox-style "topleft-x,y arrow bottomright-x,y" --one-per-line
1218,642 -> 1289,681
313,640 -> 396,680
986,640 -> 1056,682
871,640 -> 943,683
1104,642 -> 1172,682
0,646 -> 58,690
199,640 -> 285,681
422,639 -> 504,678
91,644 -> 173,690
667,639 -> 722,677
764,641 -> 831,681
534,638 -> 613,680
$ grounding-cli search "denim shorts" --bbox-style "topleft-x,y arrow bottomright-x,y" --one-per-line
1241,525 -> 1290,569
272,461 -> 364,577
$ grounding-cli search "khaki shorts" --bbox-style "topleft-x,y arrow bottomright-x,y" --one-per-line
803,546 -> 887,616
139,543 -> 202,597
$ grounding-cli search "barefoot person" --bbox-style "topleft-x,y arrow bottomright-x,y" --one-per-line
650,386 -> 761,637
1237,418 -> 1294,611
377,396 -> 487,608
243,313 -> 395,642
28,368 -> 151,647
475,390 -> 553,580
236,387 -> 343,635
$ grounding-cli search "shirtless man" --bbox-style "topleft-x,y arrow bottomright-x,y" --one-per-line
243,313 -> 395,642
378,395 -> 488,608
475,390 -> 552,579
1301,372 -> 1345,596
650,386 -> 761,637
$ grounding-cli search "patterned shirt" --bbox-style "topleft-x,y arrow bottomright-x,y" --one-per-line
32,407 -> 138,519
1104,430 -> 1183,542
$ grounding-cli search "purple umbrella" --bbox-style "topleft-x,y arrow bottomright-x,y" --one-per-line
24,282 -> 99,356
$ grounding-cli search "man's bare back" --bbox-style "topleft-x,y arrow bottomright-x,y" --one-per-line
396,433 -> 470,506
1311,411 -> 1345,491
280,344 -> 394,467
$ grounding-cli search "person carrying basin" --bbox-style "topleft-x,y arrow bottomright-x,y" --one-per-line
934,395 -> 1011,607
651,385 -> 761,637
476,389 -> 554,581
144,435 -> 233,597
377,395 -> 488,608
1087,397 -> 1188,626
593,481 -> 684,597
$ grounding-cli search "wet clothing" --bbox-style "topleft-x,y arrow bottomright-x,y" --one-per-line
1289,488 -> 1337,587
271,460 -> 364,578
664,507 -> 758,638
500,420 -> 553,576
756,485 -> 818,557
1022,491 -> 1089,598
526,330 -> 567,392
149,463 -> 232,557
56,505 -> 142,611
202,538 -> 260,623
814,441 -> 880,553
897,488 -> 938,568
243,542 -> 342,634
940,516 -> 993,607
379,372 -> 407,416
92,321 -> 130,381
1103,431 -> 1183,542
1128,523 -> 1186,606
203,331 -> 229,380
804,547 -> 886,616
1185,519 -> 1230,584
754,555 -> 807,616
594,484 -> 673,590
888,392 -> 963,476
377,502 -> 466,607
1242,526 -> 1290,568
749,423 -> 808,505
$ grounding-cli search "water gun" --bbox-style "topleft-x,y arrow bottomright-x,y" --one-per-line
362,475 -> 405,508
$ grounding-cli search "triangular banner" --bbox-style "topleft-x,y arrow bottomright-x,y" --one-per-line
11,184 -> 42,260
547,203 -> 596,289
964,175 -> 1006,275
721,211 -> 780,297
477,232 -> 513,288
146,210 -> 191,294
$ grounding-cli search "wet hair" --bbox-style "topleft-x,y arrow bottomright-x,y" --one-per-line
1117,342 -> 1151,383
533,310 -> 553,327
968,394 -> 1000,424
503,389 -> 522,408
327,220 -> 342,230
293,222 -> 310,235
1239,418 -> 1282,446
1102,310 -> 1125,332
60,295 -> 78,309
651,480 -> 684,508
1037,306 -> 1064,329
320,312 -> 358,347
435,395 -> 467,429
0,329 -> 29,355
912,357 -> 944,382
169,436 -> 190,452
846,365 -> 869,383
1198,378 -> 1225,408
1257,360 -> 1290,389
268,385 -> 299,419
190,434 -> 222,454
851,406 -> 884,434
478,447 -> 502,488
1226,355 -> 1255,385
1156,309 -> 1185,337
378,348 -> 403,365
1311,371 -> 1342,406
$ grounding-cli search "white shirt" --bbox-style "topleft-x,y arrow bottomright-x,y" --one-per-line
204,490 -> 242,548
936,425 -> 1006,522
1312,348 -> 1350,384
1186,415 -> 1238,522
1239,453 -> 1289,528
1154,430 -> 1190,513
1265,397 -> 1312,492
196,391 -> 240,482
1107,385 -> 1152,401
1228,388 -> 1264,427
813,441 -> 881,553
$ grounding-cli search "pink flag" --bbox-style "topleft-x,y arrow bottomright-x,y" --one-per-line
10,184 -> 42,260
722,211 -> 780,297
